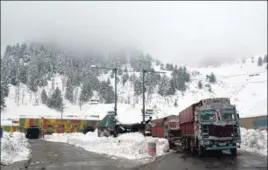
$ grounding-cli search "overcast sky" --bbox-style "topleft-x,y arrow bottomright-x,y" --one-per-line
1,1 -> 267,66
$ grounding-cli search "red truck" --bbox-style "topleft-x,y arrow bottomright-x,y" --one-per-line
151,115 -> 180,145
179,98 -> 241,156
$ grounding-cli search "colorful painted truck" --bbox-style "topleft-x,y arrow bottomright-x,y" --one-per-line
179,98 -> 241,156
19,118 -> 98,134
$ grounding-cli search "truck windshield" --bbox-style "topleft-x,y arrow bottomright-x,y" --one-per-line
221,109 -> 236,120
199,110 -> 215,121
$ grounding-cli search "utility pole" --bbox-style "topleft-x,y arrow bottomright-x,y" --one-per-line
142,69 -> 165,135
114,68 -> 118,116
142,69 -> 146,125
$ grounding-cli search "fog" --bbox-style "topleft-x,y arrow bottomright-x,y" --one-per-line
1,1 -> 267,66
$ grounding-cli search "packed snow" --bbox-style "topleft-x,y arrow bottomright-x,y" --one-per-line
44,132 -> 169,161
1,132 -> 31,165
240,127 -> 267,156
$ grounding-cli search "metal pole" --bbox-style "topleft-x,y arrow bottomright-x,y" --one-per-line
142,69 -> 146,125
114,68 -> 117,116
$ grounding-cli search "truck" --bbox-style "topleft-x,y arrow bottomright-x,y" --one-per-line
179,98 -> 241,156
151,115 -> 180,146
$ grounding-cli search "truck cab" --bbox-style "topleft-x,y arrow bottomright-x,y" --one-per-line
196,98 -> 241,156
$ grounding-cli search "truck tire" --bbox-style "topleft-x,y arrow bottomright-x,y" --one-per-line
198,144 -> 205,157
230,148 -> 237,156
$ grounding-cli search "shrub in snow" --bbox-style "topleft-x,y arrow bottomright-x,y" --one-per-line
1,132 -> 31,165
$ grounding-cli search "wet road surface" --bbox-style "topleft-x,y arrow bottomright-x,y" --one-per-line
1,139 -> 146,170
2,139 -> 267,170
140,150 -> 267,170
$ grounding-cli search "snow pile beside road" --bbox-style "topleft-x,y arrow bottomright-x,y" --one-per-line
240,127 -> 267,156
1,132 -> 31,165
44,132 -> 169,160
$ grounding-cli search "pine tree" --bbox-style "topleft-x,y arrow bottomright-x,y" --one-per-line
41,89 -> 48,104
130,73 -> 137,82
167,79 -> 176,95
65,78 -> 74,103
1,82 -> 6,109
79,83 -> 93,104
174,99 -> 178,107
258,56 -> 263,66
49,87 -> 64,111
107,78 -> 111,85
263,54 -> 267,63
209,73 -> 216,83
198,80 -> 203,89
158,75 -> 170,96
134,79 -> 142,95
18,65 -> 28,84
1,81 -> 9,97
122,73 -> 129,86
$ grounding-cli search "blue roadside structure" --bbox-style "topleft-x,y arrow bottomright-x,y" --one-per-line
0,127 -> 3,138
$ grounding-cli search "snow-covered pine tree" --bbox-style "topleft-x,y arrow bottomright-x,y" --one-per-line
1,82 -> 6,109
209,73 -> 216,83
258,56 -> 263,66
49,87 -> 64,111
79,82 -> 93,104
134,79 -> 142,95
122,73 -> 129,86
41,89 -> 48,104
167,78 -> 176,95
65,78 -> 74,103
158,75 -> 170,96
198,80 -> 203,89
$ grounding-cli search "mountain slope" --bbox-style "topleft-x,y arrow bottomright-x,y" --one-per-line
1,54 -> 267,124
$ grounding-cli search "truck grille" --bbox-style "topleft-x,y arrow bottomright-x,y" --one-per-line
207,125 -> 235,137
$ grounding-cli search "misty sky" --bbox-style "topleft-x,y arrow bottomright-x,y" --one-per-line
1,1 -> 267,66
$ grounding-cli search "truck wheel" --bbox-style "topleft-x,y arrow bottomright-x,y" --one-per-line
230,148 -> 237,156
198,144 -> 205,157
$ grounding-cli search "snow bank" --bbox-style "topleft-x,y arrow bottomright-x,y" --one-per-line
45,132 -> 169,160
1,132 -> 31,165
240,127 -> 267,156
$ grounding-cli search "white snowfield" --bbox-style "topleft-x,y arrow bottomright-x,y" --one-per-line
1,132 -> 31,165
44,132 -> 170,161
240,127 -> 267,156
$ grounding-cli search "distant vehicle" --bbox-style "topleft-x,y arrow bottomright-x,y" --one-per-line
97,111 -> 152,137
90,99 -> 99,105
82,126 -> 95,134
26,126 -> 42,139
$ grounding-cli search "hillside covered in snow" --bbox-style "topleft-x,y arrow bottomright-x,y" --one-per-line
1,43 -> 267,124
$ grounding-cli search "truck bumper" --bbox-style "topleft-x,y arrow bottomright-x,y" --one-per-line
205,145 -> 239,151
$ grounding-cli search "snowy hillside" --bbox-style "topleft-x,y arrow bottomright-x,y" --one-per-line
1,54 -> 267,124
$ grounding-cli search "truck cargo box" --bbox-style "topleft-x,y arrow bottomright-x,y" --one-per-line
151,126 -> 164,137
179,105 -> 196,136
